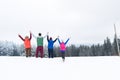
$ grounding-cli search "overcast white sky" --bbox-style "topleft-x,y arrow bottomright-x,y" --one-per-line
0,0 -> 120,45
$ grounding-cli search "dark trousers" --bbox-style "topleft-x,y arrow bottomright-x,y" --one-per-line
61,51 -> 65,60
25,48 -> 31,57
36,46 -> 44,58
48,49 -> 54,58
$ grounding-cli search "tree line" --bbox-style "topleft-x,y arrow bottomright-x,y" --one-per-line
0,36 -> 120,57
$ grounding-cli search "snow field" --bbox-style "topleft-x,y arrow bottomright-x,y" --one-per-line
0,56 -> 120,80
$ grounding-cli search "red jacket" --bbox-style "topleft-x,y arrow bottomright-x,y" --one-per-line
19,33 -> 32,48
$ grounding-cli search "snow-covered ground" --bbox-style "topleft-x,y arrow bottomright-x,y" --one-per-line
0,56 -> 120,80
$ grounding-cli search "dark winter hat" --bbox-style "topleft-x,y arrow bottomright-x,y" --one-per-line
50,37 -> 52,40
38,33 -> 41,36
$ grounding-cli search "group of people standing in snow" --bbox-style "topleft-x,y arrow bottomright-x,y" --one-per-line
18,32 -> 70,61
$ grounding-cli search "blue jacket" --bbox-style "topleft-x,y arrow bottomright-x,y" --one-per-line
47,35 -> 57,49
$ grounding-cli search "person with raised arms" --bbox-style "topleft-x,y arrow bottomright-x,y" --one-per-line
58,37 -> 70,61
47,33 -> 58,58
31,32 -> 48,58
18,32 -> 32,57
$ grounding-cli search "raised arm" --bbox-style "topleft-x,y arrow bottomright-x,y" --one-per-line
43,32 -> 49,39
18,34 -> 24,41
29,32 -> 32,40
53,38 -> 58,43
58,38 -> 61,44
47,35 -> 49,42
31,32 -> 37,39
43,35 -> 47,39
53,36 -> 58,43
65,38 -> 70,45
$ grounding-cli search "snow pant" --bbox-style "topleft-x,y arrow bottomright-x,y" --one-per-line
25,48 -> 31,57
48,48 -> 54,58
36,46 -> 44,58
61,51 -> 65,60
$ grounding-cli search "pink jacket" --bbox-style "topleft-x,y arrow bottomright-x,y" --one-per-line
58,38 -> 70,51
60,42 -> 66,51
